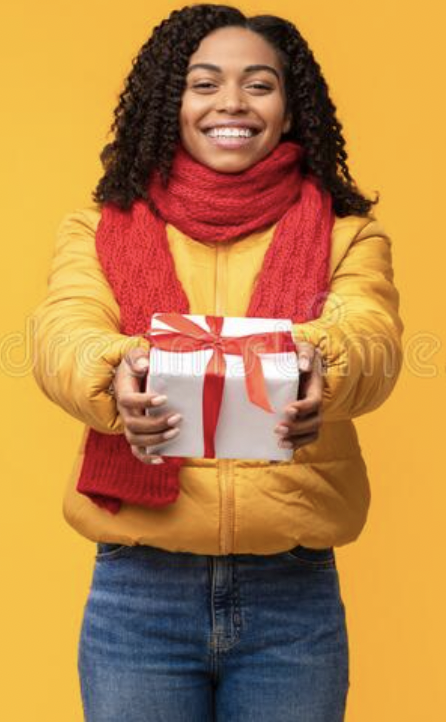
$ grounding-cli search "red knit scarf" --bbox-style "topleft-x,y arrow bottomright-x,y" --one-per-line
76,141 -> 335,513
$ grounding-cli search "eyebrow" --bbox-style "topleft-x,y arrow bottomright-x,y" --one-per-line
186,63 -> 280,81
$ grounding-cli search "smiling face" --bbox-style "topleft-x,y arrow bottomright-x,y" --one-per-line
179,26 -> 292,173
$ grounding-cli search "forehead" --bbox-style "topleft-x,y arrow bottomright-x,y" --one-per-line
188,26 -> 282,72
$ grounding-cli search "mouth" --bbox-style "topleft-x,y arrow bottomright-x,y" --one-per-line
200,126 -> 262,149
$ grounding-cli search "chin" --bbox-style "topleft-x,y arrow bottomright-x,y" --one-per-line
207,160 -> 252,173
200,153 -> 261,174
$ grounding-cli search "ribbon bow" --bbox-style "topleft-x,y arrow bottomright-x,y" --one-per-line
145,313 -> 296,458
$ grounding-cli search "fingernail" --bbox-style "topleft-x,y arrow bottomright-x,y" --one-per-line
299,356 -> 310,371
151,395 -> 167,406
135,357 -> 149,370
167,413 -> 182,426
274,424 -> 289,436
150,457 -> 164,464
163,427 -> 180,440
278,439 -> 293,449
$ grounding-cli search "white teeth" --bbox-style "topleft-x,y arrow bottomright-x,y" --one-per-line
205,127 -> 256,138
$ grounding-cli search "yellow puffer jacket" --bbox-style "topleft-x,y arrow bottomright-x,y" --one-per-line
32,206 -> 403,554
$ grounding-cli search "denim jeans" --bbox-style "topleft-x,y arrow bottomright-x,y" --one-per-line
78,543 -> 349,722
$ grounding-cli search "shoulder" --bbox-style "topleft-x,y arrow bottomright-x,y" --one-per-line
56,204 -> 102,238
51,205 -> 102,261
330,213 -> 390,277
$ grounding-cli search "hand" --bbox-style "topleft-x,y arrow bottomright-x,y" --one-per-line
274,342 -> 324,452
112,347 -> 182,465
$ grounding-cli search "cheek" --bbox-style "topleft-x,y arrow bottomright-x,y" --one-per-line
179,106 -> 190,134
178,99 -> 191,136
260,98 -> 288,133
179,95 -> 205,131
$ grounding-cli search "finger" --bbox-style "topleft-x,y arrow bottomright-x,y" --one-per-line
114,349 -> 150,399
125,346 -> 151,371
124,426 -> 181,447
284,391 -> 321,420
293,358 -> 323,417
275,411 -> 322,437
118,391 -> 168,416
125,412 -> 182,435
295,341 -> 315,373
294,413 -> 322,435
130,447 -> 165,465
278,431 -> 319,449
295,377 -> 323,416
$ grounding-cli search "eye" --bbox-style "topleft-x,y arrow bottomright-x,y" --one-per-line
248,83 -> 272,91
191,81 -> 273,92
192,82 -> 217,90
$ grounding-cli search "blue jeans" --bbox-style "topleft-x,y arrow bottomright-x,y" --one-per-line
78,543 -> 349,721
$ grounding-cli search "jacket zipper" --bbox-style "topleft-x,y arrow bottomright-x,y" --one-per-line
215,243 -> 235,555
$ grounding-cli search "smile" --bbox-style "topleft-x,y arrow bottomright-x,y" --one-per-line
201,126 -> 261,149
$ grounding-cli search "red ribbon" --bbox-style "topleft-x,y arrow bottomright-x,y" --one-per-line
145,314 -> 296,458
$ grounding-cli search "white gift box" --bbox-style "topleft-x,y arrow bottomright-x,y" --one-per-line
145,314 -> 299,461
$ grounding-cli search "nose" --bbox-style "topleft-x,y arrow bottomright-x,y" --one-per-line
216,84 -> 248,113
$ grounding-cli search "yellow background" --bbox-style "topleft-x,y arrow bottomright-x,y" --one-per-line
1,1 -> 444,719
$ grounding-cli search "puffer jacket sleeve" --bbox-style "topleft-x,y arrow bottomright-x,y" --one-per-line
292,216 -> 404,422
32,207 -> 150,433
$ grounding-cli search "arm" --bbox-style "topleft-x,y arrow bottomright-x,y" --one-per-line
32,207 -> 149,433
292,216 -> 404,422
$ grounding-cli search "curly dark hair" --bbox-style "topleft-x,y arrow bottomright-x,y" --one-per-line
93,3 -> 378,217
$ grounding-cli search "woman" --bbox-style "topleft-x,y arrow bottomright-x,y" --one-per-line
32,4 -> 403,721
